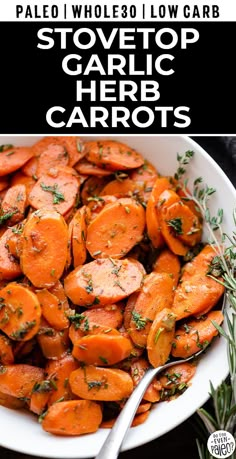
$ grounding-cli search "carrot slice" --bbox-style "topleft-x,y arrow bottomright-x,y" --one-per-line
75,159 -> 112,177
1,184 -> 27,225
153,249 -> 181,286
0,283 -> 41,341
21,157 -> 38,177
36,289 -> 69,331
37,326 -> 70,360
0,334 -> 14,364
86,198 -> 145,259
81,176 -> 110,205
10,172 -> 36,204
0,228 -> 22,280
20,208 -> 68,288
83,304 -> 124,329
85,140 -> 144,171
42,399 -> 102,436
87,195 -> 117,221
64,257 -> 144,306
48,280 -> 69,311
31,136 -> 85,167
159,362 -> 196,389
72,333 -> 132,366
0,391 -> 25,409
100,178 -> 143,198
129,272 -> 174,348
101,410 -> 150,428
71,206 -> 88,267
147,308 -> 176,367
0,146 -> 34,177
162,201 -> 202,248
45,354 -> 79,405
130,358 -> 161,403
146,177 -> 173,248
171,310 -> 224,358
69,366 -> 134,401
36,144 -> 69,177
30,388 -> 51,416
0,364 -> 44,398
28,167 -> 79,216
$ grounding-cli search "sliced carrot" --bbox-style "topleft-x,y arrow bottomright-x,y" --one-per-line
146,177 -> 173,248
81,176 -> 110,205
48,281 -> 69,311
130,160 -> 158,186
1,184 -> 27,225
129,272 -> 174,348
83,303 -> 124,329
159,362 -> 196,389
123,292 -> 138,330
42,399 -> 102,436
31,136 -> 85,167
181,245 -> 219,282
0,283 -> 41,341
37,326 -> 70,360
75,158 -> 112,177
171,310 -> 224,358
72,333 -> 132,366
0,364 -> 44,398
28,167 -> 79,216
100,178 -> 143,198
69,322 -> 119,346
136,401 -> 152,414
177,187 -> 202,219
153,249 -> 181,286
69,366 -> 133,401
0,334 -> 14,364
101,411 -> 149,428
10,172 -> 36,205
0,390 -> 25,409
86,198 -> 145,259
0,146 -> 34,177
30,387 -> 51,415
162,201 -> 202,248
20,208 -> 68,288
71,206 -> 88,267
36,144 -> 69,177
130,358 -> 161,403
64,257 -> 144,306
87,195 -> 117,221
0,227 -> 22,280
85,140 -> 144,171
147,308 -> 176,367
45,354 -> 79,405
21,156 -> 38,177
36,289 -> 69,331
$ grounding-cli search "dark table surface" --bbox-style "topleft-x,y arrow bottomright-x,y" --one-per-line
0,136 -> 235,459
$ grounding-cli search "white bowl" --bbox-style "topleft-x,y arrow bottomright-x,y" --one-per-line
0,135 -> 235,458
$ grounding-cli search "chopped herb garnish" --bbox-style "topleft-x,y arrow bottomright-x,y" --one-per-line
68,313 -> 85,329
0,211 -> 17,226
99,356 -> 108,364
167,217 -> 183,235
154,327 -> 164,344
87,380 -> 103,391
40,182 -> 65,205
10,320 -> 36,340
131,311 -> 152,330
0,144 -> 13,152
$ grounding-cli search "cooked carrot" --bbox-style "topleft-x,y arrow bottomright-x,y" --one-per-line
130,358 -> 161,403
153,249 -> 181,286
70,206 -> 88,267
28,167 -> 79,216
147,308 -> 176,367
81,176 -> 110,205
171,310 -> 224,358
0,228 -> 22,280
172,247 -> 225,320
22,156 -> 38,177
129,272 -> 174,348
64,257 -> 144,306
0,334 -> 14,364
31,136 -> 85,167
75,158 -> 112,177
42,399 -> 102,436
10,172 -> 36,205
0,283 -> 41,341
36,289 -> 69,331
146,177 -> 173,248
85,140 -> 144,171
0,364 -> 44,398
83,303 -> 124,329
86,198 -> 145,259
36,144 -> 69,177
37,326 -> 70,360
87,195 -> 117,221
49,280 -> 69,311
0,146 -> 34,177
20,208 -> 68,288
0,176 -> 9,192
162,201 -> 202,248
159,362 -> 196,389
136,401 -> 152,414
0,390 -> 25,409
123,292 -> 138,330
100,178 -> 143,198
101,411 -> 149,428
30,387 -> 51,415
13,338 -> 36,361
69,321 -> 119,346
1,184 -> 27,225
177,187 -> 202,219
45,354 -> 79,405
72,333 -> 132,366
69,366 -> 134,401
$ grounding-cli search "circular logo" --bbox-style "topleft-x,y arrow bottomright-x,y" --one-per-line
207,430 -> 235,458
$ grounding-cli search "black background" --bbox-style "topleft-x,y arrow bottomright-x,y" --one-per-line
0,137 -> 235,459
0,22 -> 235,134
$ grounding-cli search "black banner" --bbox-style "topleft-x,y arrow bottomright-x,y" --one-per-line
0,22 -> 234,134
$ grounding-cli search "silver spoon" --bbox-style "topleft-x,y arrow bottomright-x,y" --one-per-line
95,294 -> 227,459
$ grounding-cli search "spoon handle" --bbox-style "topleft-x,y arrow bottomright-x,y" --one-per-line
95,365 -> 163,459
